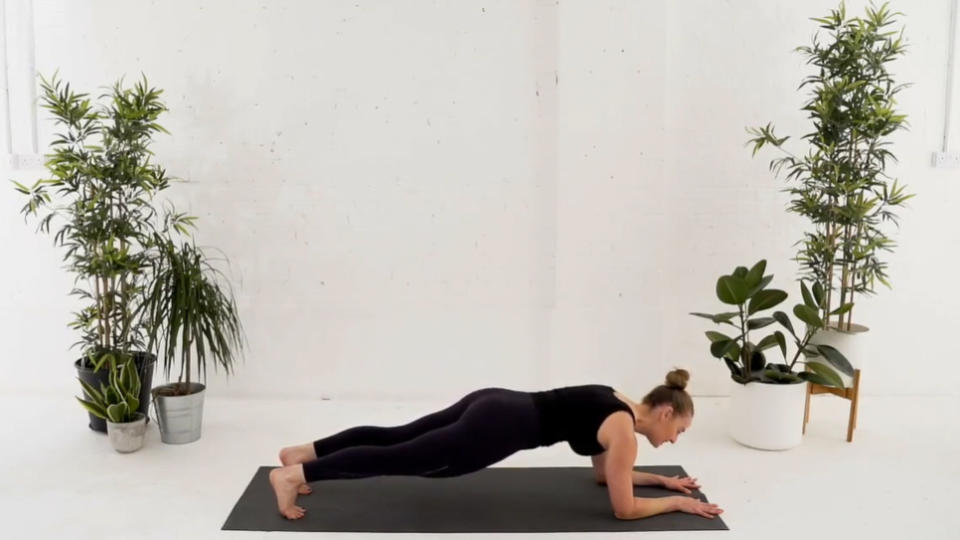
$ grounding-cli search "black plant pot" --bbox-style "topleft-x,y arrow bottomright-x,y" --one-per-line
75,351 -> 157,434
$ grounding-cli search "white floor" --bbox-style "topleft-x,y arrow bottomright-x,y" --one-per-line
2,393 -> 957,540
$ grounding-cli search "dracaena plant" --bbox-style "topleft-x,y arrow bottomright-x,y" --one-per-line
133,230 -> 246,396
75,355 -> 142,423
691,260 -> 854,387
746,1 -> 913,332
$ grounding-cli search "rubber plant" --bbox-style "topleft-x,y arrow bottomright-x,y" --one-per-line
691,259 -> 854,387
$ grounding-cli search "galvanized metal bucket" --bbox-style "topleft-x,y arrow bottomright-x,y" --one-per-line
151,383 -> 206,444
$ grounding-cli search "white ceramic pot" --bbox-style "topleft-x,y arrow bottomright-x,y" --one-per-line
728,378 -> 808,450
805,321 -> 868,388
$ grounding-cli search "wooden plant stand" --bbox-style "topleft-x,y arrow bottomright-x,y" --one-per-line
803,369 -> 862,442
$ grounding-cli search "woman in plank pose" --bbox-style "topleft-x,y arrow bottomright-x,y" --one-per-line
270,368 -> 723,521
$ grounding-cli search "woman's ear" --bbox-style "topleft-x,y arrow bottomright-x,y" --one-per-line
660,405 -> 674,421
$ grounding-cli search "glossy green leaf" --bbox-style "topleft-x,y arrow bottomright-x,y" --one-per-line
830,302 -> 854,316
748,289 -> 787,315
773,311 -> 795,336
805,361 -> 845,388
793,304 -> 822,328
800,281 -> 817,309
764,369 -> 803,384
745,260 -> 766,289
75,397 -> 107,419
747,275 -> 774,297
716,276 -> 748,305
706,331 -> 733,343
815,344 -> 855,376
747,317 -> 776,330
812,281 -> 825,307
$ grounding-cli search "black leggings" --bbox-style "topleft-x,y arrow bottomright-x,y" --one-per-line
302,387 -> 541,483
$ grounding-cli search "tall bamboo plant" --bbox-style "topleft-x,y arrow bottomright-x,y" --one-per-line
12,72 -> 194,370
747,1 -> 914,332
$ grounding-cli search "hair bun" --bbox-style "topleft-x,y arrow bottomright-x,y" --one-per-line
665,368 -> 690,391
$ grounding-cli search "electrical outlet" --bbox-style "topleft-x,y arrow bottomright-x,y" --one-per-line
931,151 -> 960,169
12,154 -> 45,170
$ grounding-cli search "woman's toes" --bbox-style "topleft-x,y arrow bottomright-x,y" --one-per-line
298,484 -> 313,495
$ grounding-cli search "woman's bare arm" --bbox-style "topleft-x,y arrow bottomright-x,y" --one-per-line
591,454 -> 665,487
600,416 -> 683,520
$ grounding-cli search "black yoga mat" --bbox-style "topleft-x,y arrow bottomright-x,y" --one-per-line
222,465 -> 727,533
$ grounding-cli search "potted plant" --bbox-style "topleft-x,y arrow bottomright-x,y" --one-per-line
10,72 -> 190,432
691,259 -> 853,450
75,355 -> 147,453
135,230 -> 246,444
746,2 -> 913,386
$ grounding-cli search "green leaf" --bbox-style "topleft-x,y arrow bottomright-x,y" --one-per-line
798,370 -> 834,387
748,289 -> 788,315
723,341 -> 742,364
800,281 -> 817,309
733,266 -> 749,279
764,369 -> 802,384
774,331 -> 787,359
812,281 -> 825,307
716,276 -> 749,305
710,340 -> 735,359
747,275 -> 774,297
815,344 -> 854,377
747,317 -> 776,330
750,350 -> 767,372
75,396 -> 107,419
745,260 -> 766,290
77,377 -> 105,405
706,331 -> 733,343
106,403 -> 128,423
756,333 -> 783,351
690,312 -> 739,324
773,311 -> 795,336
830,302 -> 854,316
793,305 -> 822,328
805,361 -> 845,388
724,358 -> 742,377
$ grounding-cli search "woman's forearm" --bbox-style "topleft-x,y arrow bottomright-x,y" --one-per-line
631,471 -> 665,487
596,471 -> 665,486
616,496 -> 681,520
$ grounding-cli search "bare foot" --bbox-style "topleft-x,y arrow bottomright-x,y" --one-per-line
269,466 -> 307,520
279,444 -> 316,495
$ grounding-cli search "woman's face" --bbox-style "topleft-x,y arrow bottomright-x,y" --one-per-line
645,406 -> 692,447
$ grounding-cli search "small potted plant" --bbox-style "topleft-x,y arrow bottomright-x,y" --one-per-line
691,259 -> 853,450
75,355 -> 147,453
136,230 -> 246,444
746,2 -> 913,386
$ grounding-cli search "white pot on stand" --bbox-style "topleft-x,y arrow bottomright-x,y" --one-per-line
805,321 -> 868,388
728,378 -> 808,450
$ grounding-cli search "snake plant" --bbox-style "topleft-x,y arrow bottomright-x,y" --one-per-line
75,354 -> 143,423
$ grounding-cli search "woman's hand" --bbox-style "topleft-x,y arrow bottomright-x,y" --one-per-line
662,475 -> 701,494
673,496 -> 724,519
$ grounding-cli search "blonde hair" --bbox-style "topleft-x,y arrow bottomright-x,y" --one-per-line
641,368 -> 694,416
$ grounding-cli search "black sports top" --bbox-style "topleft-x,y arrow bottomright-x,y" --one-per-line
529,384 -> 636,456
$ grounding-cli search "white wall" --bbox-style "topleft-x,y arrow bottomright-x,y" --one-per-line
2,0 -> 957,401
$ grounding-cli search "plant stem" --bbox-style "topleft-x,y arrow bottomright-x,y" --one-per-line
823,220 -> 835,328
738,305 -> 749,376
